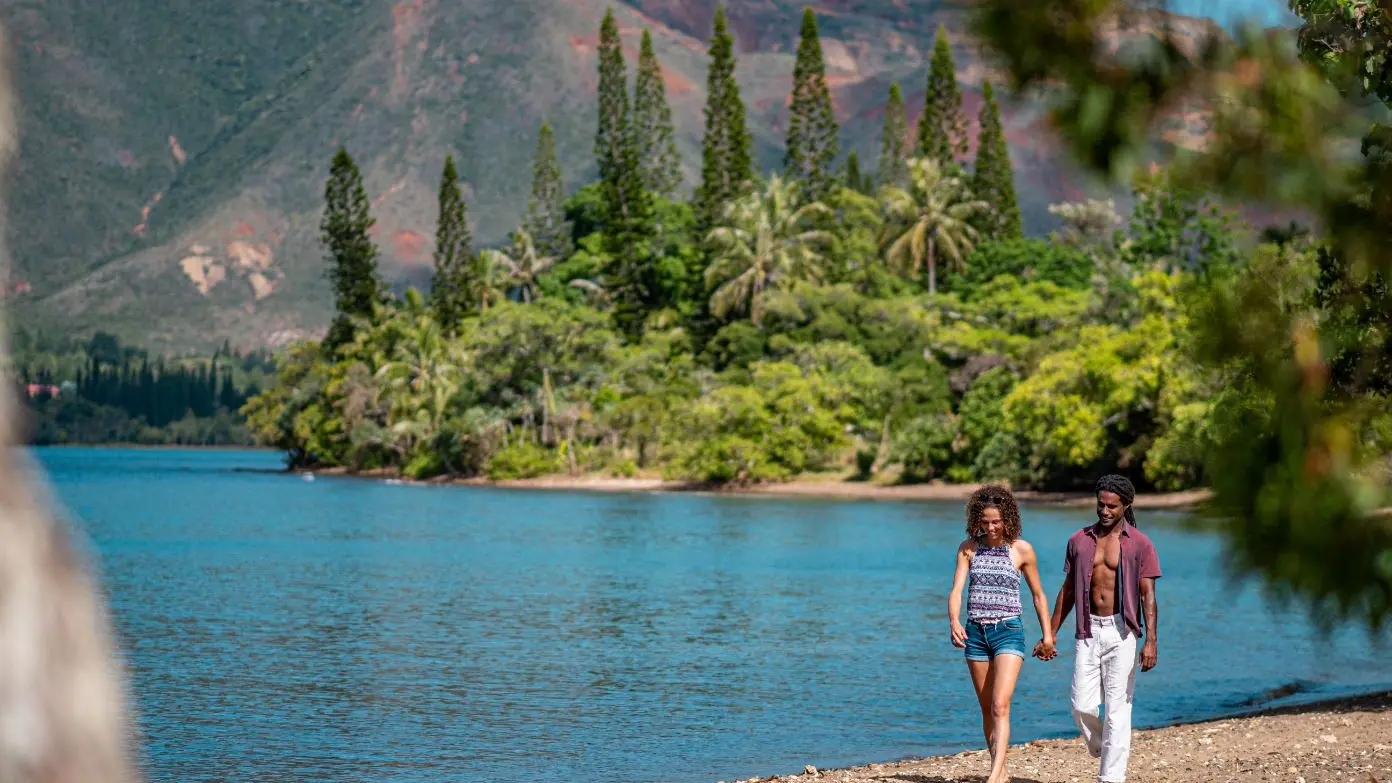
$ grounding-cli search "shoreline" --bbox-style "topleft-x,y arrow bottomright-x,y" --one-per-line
27,445 -> 1212,509
30,443 -> 270,451
721,688 -> 1392,783
301,466 -> 1212,510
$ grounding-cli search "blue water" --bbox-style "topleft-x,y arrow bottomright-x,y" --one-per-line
1177,0 -> 1297,29
34,447 -> 1392,783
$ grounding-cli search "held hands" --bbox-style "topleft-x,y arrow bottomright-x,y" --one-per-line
1032,638 -> 1057,661
1141,639 -> 1158,672
950,621 -> 967,648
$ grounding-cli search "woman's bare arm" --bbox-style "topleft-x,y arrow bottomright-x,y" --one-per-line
947,540 -> 973,647
1015,539 -> 1054,651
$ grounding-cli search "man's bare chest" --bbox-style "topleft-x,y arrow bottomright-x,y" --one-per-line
1091,536 -> 1121,579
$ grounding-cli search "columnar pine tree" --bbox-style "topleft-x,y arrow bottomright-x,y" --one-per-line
784,7 -> 840,203
695,4 -> 755,231
595,7 -> 657,338
916,25 -> 968,168
633,29 -> 683,198
878,82 -> 910,188
322,146 -> 383,351
524,122 -> 573,260
596,8 -> 633,210
971,81 -> 1023,239
430,155 -> 474,333
844,152 -> 871,194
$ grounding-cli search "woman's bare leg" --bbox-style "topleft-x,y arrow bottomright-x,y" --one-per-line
986,653 -> 1025,783
967,659 -> 995,756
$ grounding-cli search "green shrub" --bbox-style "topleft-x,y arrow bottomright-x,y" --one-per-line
892,414 -> 956,483
971,431 -> 1025,483
854,448 -> 877,479
947,237 -> 1094,294
402,451 -> 443,480
487,441 -> 562,480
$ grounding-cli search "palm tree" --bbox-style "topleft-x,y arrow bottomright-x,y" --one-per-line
375,292 -> 468,435
704,173 -> 834,326
483,228 -> 556,304
467,251 -> 507,313
567,278 -> 612,309
880,157 -> 987,294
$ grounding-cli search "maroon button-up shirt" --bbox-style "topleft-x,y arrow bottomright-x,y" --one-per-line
1063,522 -> 1162,640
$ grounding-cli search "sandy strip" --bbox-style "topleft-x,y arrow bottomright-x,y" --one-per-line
718,691 -> 1392,783
453,474 -> 1212,510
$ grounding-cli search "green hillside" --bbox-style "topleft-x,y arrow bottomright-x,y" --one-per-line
0,0 -> 1222,351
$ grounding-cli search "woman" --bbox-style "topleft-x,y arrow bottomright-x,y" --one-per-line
947,485 -> 1054,783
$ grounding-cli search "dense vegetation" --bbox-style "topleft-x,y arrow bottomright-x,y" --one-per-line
241,2 -> 1390,623
246,9 -> 1234,491
13,330 -> 270,446
968,0 -> 1392,626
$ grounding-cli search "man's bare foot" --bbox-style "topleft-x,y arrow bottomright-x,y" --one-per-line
986,770 -> 1009,783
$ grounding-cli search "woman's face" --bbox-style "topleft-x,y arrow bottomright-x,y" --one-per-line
981,506 -> 1005,541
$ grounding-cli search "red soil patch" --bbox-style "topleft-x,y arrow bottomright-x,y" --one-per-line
117,149 -> 137,168
662,63 -> 695,95
825,75 -> 873,122
168,135 -> 187,165
371,181 -> 406,209
131,191 -> 164,236
568,34 -> 596,56
623,4 -> 695,51
232,221 -> 257,238
568,34 -> 639,61
391,230 -> 430,265
392,0 -> 423,48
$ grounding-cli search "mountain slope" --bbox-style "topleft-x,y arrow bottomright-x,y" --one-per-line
1,0 -> 1225,351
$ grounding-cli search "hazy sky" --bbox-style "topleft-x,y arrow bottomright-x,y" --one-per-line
1171,0 -> 1299,27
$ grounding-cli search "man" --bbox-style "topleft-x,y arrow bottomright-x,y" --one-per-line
1033,474 -> 1161,783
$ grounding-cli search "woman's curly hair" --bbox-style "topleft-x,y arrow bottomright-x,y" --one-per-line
965,484 -> 1022,543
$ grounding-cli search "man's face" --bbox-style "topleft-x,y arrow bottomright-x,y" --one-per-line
1096,490 -> 1127,528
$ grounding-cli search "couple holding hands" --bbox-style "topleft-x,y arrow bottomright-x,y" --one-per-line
947,476 -> 1162,783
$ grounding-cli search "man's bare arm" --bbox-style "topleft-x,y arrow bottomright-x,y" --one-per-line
1050,571 -> 1074,639
1140,576 -> 1159,671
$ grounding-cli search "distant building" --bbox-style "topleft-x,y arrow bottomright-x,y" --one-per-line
25,383 -> 59,399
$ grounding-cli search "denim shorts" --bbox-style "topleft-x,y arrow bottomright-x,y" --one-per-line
964,616 -> 1027,662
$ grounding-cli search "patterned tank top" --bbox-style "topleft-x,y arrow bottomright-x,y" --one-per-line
967,541 -> 1022,621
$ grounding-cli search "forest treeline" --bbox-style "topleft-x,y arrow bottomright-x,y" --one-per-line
15,329 -> 270,446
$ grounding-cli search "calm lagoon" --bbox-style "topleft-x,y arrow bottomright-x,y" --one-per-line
35,447 -> 1392,783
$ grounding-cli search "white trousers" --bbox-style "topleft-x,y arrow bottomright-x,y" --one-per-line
1071,614 -> 1138,782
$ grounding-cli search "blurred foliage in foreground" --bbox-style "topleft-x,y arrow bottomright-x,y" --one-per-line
971,0 -> 1391,627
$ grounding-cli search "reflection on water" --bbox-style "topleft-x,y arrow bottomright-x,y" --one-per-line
37,447 -> 1392,783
